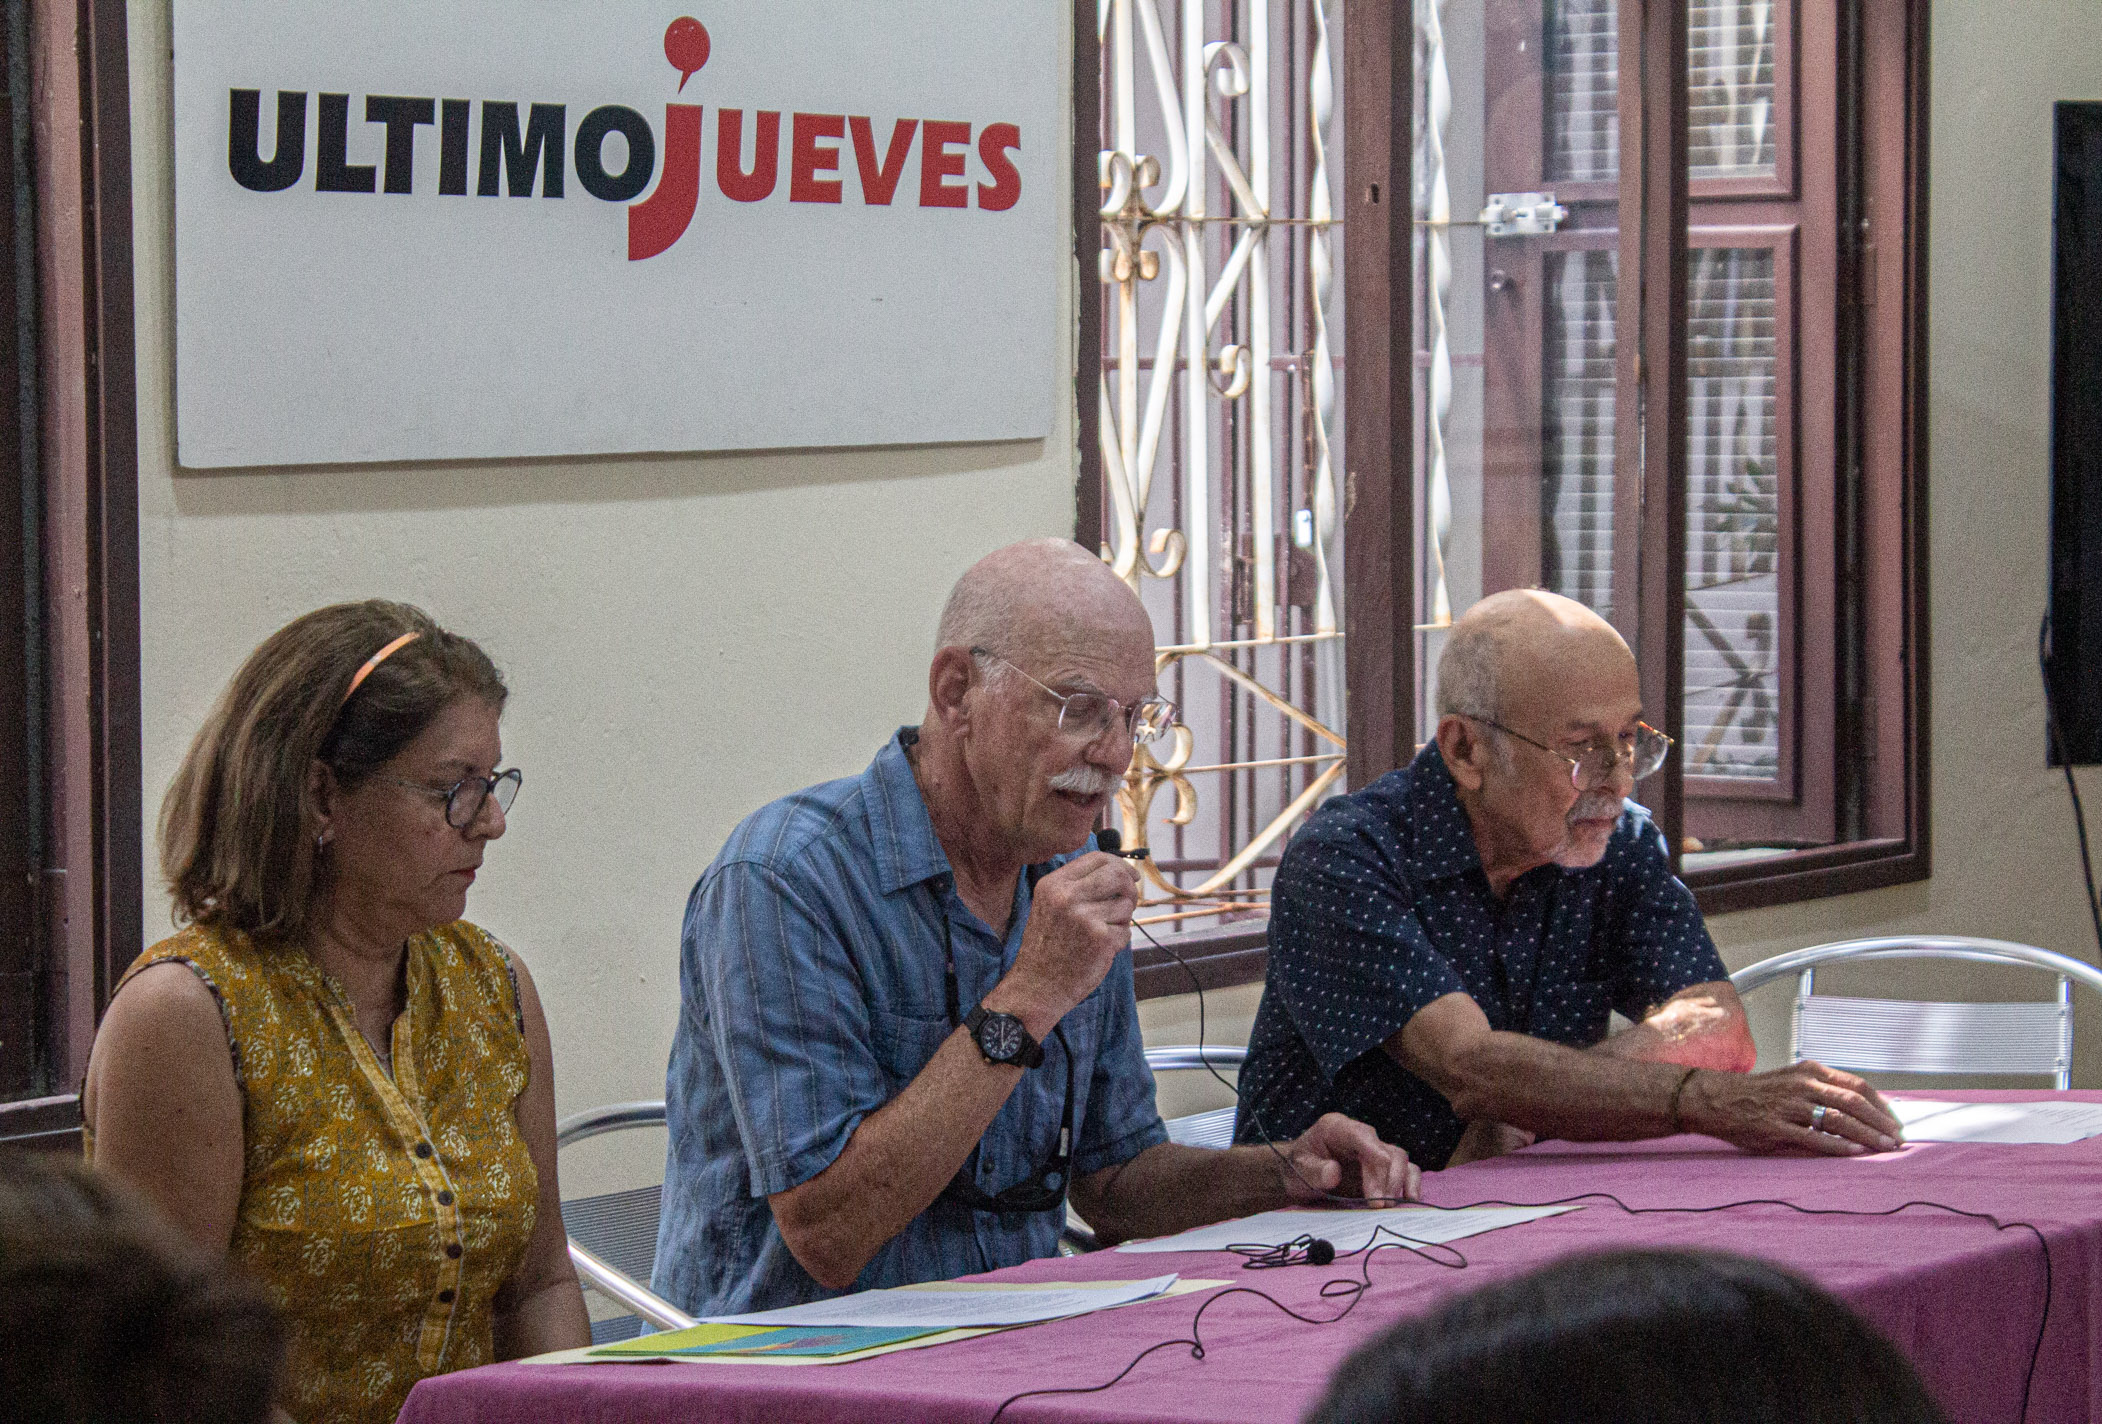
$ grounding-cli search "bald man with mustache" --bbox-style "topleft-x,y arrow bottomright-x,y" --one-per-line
654,539 -> 1412,1316
1236,590 -> 1905,1171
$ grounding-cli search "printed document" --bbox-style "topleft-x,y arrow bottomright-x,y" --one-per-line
703,1274 -> 1180,1329
1114,1203 -> 1579,1255
1891,1098 -> 2102,1144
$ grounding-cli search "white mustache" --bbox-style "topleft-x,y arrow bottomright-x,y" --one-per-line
1568,794 -> 1623,824
1049,765 -> 1119,796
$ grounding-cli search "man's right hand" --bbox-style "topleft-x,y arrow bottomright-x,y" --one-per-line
985,852 -> 1141,1037
1681,1060 -> 1905,1156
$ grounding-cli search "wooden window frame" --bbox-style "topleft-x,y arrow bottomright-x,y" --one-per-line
1685,0 -> 1928,911
1073,0 -> 1927,997
0,0 -> 141,1146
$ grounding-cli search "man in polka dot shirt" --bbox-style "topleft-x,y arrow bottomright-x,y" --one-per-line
1236,590 -> 1905,1172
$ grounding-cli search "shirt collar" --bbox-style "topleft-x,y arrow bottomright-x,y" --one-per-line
862,727 -> 954,895
1406,742 -> 1486,882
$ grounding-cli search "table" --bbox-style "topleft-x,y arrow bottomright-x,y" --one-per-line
397,1091 -> 2102,1424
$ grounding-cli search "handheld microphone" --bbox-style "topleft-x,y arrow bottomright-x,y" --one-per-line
1094,827 -> 1150,861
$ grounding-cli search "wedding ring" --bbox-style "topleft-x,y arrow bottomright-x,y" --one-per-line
1810,1103 -> 1829,1131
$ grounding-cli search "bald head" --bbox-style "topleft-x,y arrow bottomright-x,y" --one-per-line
935,538 -> 1154,663
1437,589 -> 1632,723
919,540 -> 1158,869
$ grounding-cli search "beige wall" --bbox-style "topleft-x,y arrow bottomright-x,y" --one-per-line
127,0 -> 2102,1181
127,0 -> 1080,1165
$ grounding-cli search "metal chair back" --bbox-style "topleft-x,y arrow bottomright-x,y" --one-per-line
1727,937 -> 2102,1089
1145,1044 -> 1247,1150
555,1100 -> 694,1342
1059,1043 -> 1249,1252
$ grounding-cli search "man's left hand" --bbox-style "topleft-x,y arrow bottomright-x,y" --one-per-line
1278,1113 -> 1420,1205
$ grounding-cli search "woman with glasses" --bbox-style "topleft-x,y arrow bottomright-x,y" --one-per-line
83,600 -> 587,1424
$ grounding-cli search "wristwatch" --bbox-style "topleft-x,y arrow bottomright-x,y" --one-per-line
963,1003 -> 1045,1069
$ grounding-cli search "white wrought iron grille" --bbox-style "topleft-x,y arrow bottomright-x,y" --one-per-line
1096,0 -> 1346,935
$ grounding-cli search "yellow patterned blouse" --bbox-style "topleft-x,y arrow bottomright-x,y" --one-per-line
91,921 -> 538,1424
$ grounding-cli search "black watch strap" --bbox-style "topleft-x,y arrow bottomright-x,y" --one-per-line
963,1004 -> 1046,1069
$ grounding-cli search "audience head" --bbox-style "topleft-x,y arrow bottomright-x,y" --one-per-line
160,599 -> 510,945
1304,1248 -> 1948,1424
0,1149 -> 284,1424
923,538 -> 1163,864
1434,588 -> 1643,872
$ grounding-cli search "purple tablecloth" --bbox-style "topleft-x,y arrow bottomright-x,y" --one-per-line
398,1090 -> 2102,1424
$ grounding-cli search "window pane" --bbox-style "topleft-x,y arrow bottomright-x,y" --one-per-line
1690,1 -> 1778,179
1547,0 -> 1780,183
1541,250 -> 1620,620
1548,0 -> 1619,183
1684,247 -> 1780,780
1422,0 -> 1630,743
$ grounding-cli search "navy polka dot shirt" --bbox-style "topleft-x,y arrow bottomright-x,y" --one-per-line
1235,742 -> 1726,1170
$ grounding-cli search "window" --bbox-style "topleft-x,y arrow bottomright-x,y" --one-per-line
0,0 -> 142,1143
1079,0 -> 1927,998
1415,0 -> 1924,909
1474,0 -> 1827,846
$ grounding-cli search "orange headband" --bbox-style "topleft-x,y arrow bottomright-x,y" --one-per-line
341,632 -> 419,707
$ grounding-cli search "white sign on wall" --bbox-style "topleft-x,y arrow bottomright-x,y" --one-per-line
171,3 -> 1063,468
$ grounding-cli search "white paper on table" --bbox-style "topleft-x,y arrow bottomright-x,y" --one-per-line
1891,1099 -> 2102,1144
1113,1204 -> 1580,1255
701,1274 -> 1181,1329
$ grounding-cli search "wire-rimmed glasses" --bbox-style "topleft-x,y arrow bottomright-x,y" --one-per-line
970,648 -> 1177,746
385,768 -> 522,828
1473,719 -> 1673,790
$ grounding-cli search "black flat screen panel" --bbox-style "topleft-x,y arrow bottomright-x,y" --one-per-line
2050,101 -> 2102,765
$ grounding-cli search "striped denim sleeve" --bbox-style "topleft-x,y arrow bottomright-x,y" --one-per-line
688,859 -> 889,1197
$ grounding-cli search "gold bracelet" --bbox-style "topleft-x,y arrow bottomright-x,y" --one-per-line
1668,1066 -> 1701,1133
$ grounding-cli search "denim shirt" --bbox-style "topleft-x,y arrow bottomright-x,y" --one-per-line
653,728 -> 1168,1316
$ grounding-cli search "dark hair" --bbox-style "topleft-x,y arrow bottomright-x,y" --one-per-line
159,599 -> 506,943
1304,1249 -> 1948,1424
0,1150 -> 285,1423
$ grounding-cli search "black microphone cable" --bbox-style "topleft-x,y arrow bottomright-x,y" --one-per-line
2040,610 -> 2102,961
989,1183 -> 2053,1424
1017,858 -> 2057,1424
985,1226 -> 1468,1424
1128,905 -> 1415,1208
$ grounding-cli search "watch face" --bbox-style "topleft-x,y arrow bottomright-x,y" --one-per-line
980,1014 -> 1025,1061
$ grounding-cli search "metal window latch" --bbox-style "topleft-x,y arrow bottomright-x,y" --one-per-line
1479,192 -> 1568,236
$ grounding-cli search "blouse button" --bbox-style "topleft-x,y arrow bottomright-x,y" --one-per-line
438,1289 -> 455,1304
446,1242 -> 463,1259
415,1142 -> 434,1158
437,1191 -> 454,1206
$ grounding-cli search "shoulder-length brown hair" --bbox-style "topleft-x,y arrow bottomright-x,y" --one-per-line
159,600 -> 507,944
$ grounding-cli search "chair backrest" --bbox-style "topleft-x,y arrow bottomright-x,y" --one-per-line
1144,1045 -> 1246,1150
554,1100 -> 694,1340
1727,937 -> 2102,1090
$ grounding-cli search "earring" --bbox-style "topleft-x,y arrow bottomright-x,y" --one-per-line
315,832 -> 329,854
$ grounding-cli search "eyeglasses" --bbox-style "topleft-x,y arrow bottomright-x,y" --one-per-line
970,648 -> 1176,746
1472,718 -> 1673,791
384,767 -> 522,829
